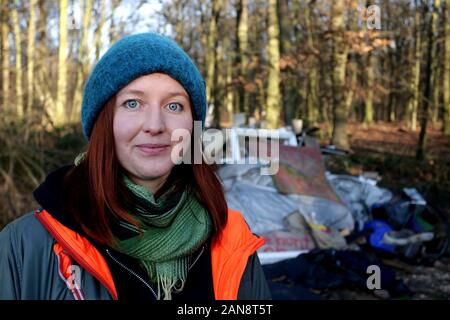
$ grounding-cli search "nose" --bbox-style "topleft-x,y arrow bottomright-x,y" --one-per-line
142,105 -> 166,135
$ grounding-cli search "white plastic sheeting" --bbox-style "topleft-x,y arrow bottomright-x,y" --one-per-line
219,164 -> 355,236
326,173 -> 393,231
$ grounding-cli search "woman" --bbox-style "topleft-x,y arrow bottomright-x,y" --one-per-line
0,33 -> 270,300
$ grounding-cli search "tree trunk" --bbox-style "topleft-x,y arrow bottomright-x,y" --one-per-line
417,2 -> 434,160
94,0 -> 106,62
26,0 -> 37,117
330,1 -> 349,150
305,0 -> 318,125
1,0 -> 10,110
205,0 -> 221,114
55,0 -> 68,126
278,0 -> 294,125
406,1 -> 422,131
235,0 -> 249,114
387,48 -> 397,122
213,40 -> 221,127
109,0 -> 121,45
71,0 -> 93,123
430,0 -> 441,125
364,50 -> 375,125
12,0 -> 24,119
222,33 -> 234,127
345,3 -> 359,124
266,0 -> 281,129
444,0 -> 450,134
345,59 -> 357,120
175,0 -> 184,46
385,0 -> 396,122
36,0 -> 55,121
364,1 -> 377,125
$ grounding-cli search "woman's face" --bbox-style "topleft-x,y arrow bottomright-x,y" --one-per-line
113,73 -> 193,193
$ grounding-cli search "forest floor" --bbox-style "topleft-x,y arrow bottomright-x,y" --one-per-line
318,121 -> 450,300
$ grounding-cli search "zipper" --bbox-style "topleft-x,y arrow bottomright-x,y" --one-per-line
105,249 -> 158,299
189,245 -> 205,271
35,211 -> 118,300
105,244 -> 206,299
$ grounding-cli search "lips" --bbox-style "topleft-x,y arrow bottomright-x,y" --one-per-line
136,143 -> 170,156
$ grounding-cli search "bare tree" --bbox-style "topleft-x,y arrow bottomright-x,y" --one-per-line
12,0 -> 24,119
444,0 -> 450,134
1,0 -> 10,110
54,0 -> 68,125
266,0 -> 281,128
330,1 -> 350,150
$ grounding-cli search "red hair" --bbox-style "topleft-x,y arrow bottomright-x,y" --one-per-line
63,99 -> 228,245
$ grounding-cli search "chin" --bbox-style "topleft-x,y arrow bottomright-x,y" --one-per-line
135,165 -> 173,180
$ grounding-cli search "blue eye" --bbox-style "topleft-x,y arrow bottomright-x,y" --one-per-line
166,103 -> 183,112
124,99 -> 140,109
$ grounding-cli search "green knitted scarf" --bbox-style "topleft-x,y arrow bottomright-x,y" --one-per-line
113,176 -> 212,300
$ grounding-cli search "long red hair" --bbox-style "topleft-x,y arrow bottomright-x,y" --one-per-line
63,99 -> 228,245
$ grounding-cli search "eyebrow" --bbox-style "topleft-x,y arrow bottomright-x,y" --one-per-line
166,91 -> 190,100
116,89 -> 189,100
117,89 -> 145,97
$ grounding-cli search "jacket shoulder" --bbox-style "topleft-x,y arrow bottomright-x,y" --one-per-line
0,211 -> 55,267
0,211 -> 53,244
220,208 -> 263,250
0,211 -> 55,299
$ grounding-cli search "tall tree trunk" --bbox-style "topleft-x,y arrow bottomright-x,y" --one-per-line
26,0 -> 37,117
385,0 -> 396,122
444,0 -> 450,134
364,50 -> 375,124
12,0 -> 24,119
387,48 -> 398,122
1,0 -> 10,110
36,0 -> 55,120
345,2 -> 359,123
345,58 -> 357,120
364,1 -> 376,125
417,2 -> 435,160
205,0 -> 221,117
330,1 -> 350,150
305,0 -> 318,125
223,34 -> 234,127
406,1 -> 422,131
199,3 -> 208,69
24,0 -> 37,141
71,0 -> 93,123
235,0 -> 249,114
213,42 -> 222,127
55,0 -> 68,126
109,0 -> 120,45
37,0 -> 48,65
94,0 -> 106,62
266,0 -> 281,128
430,0 -> 441,125
175,0 -> 184,46
278,0 -> 294,125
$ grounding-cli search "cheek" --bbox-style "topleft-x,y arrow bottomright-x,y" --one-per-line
113,113 -> 136,144
168,114 -> 193,134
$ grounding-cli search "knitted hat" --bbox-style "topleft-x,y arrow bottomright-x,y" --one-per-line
81,33 -> 207,139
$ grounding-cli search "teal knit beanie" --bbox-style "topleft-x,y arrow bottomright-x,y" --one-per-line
81,32 -> 207,139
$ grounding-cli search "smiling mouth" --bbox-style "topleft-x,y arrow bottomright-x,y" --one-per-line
136,144 -> 170,156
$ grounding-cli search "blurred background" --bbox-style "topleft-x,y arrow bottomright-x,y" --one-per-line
0,0 -> 450,299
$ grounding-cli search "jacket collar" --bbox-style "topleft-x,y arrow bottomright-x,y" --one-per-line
33,165 -> 87,237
